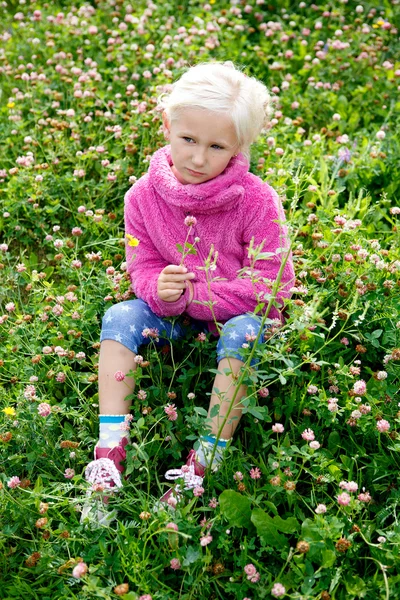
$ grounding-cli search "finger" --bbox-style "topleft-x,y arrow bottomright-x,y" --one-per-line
160,290 -> 185,301
160,273 -> 194,283
159,281 -> 186,291
162,264 -> 188,274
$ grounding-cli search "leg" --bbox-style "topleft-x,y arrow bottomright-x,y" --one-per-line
99,297 -> 183,415
207,314 -> 267,441
98,340 -> 136,415
208,357 -> 247,439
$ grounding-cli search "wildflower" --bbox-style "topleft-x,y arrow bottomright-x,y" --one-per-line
376,419 -> 390,433
139,596 -> 153,600
37,403 -> 51,417
376,371 -> 388,380
309,441 -> 320,450
200,534 -> 213,546
234,471 -> 244,481
114,584 -> 129,595
3,407 -> 16,417
170,558 -> 181,570
335,537 -> 351,553
340,337 -> 349,346
250,467 -> 261,480
114,370 -> 125,382
271,583 -> 286,598
377,536 -> 386,543
209,497 -> 218,508
142,327 -> 159,340
25,552 -> 41,567
187,392 -> 195,400
307,385 -> 318,395
164,403 -> 178,421
7,476 -> 21,488
301,428 -> 315,441
139,511 -> 151,520
244,564 -> 257,577
196,332 -> 206,342
134,355 -> 144,364
270,476 -> 281,486
193,486 -> 205,497
165,522 -> 178,531
340,480 -> 358,492
284,481 -> 296,491
353,380 -> 367,395
64,468 -> 75,479
184,215 -> 197,227
337,492 -> 351,506
137,389 -> 147,400
35,517 -> 48,528
5,302 -> 15,312
126,234 -> 140,247
358,491 -> 372,502
315,504 -> 327,514
296,540 -> 310,553
272,423 -> 284,433
72,562 -> 88,579
258,387 -> 269,397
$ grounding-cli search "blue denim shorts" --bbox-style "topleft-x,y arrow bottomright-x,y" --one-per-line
100,298 -> 270,365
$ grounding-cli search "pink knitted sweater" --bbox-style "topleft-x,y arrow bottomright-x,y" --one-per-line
124,145 -> 295,323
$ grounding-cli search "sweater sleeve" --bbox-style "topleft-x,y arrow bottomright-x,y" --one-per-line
185,184 -> 295,323
124,183 -> 190,317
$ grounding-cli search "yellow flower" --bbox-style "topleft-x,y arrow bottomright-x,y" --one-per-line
3,407 -> 16,417
126,234 -> 140,248
7,102 -> 15,108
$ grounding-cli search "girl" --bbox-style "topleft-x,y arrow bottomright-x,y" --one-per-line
82,61 -> 295,522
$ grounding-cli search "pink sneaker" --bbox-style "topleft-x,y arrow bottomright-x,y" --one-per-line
81,437 -> 128,525
159,449 -> 205,508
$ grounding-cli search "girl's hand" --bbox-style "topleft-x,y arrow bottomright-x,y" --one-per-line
157,265 -> 195,303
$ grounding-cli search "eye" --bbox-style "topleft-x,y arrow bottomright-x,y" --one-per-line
211,144 -> 223,150
183,136 -> 194,143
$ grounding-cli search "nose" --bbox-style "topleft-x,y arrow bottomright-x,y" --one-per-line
191,148 -> 206,168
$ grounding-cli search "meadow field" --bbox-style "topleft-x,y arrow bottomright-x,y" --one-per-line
0,0 -> 399,598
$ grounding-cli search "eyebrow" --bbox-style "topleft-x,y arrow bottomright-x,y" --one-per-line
177,131 -> 230,146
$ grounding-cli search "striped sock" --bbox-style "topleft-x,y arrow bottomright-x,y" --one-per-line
195,435 -> 229,471
98,414 -> 130,449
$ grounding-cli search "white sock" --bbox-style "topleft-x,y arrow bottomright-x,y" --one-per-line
98,414 -> 130,449
195,435 -> 229,471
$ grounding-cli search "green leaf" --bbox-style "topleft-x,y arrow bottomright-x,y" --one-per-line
246,406 -> 267,420
328,431 -> 341,453
273,515 -> 300,534
219,490 -> 252,528
371,329 -> 383,338
176,243 -> 183,253
209,404 -> 220,418
343,573 -> 367,596
321,549 -> 336,568
194,406 -> 208,417
183,545 -> 201,566
340,454 -> 352,471
251,508 -> 289,548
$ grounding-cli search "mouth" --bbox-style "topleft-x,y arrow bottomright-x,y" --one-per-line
187,168 -> 204,176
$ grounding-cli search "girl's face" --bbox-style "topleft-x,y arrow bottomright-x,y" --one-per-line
163,108 -> 240,185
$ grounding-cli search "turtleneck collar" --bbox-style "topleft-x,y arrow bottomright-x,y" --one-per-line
148,145 -> 249,214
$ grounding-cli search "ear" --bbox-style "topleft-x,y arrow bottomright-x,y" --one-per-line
162,111 -> 170,139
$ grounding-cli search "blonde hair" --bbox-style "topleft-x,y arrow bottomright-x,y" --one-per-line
158,61 -> 273,161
